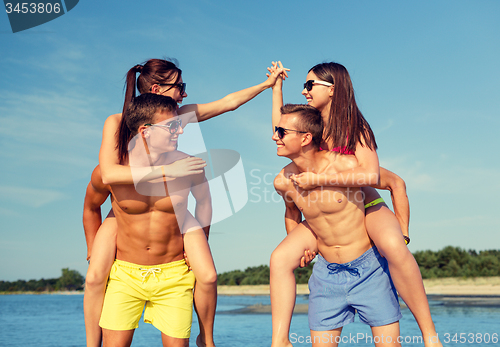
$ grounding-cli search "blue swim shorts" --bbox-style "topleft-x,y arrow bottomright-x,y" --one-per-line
308,247 -> 402,331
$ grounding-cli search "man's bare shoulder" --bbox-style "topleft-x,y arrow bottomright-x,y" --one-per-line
157,150 -> 191,165
171,150 -> 191,160
168,151 -> 207,184
274,163 -> 297,192
90,165 -> 110,193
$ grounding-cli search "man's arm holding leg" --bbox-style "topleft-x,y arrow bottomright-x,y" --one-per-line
83,166 -> 111,261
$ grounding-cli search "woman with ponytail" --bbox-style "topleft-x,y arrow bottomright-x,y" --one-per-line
267,62 -> 442,347
84,58 -> 288,347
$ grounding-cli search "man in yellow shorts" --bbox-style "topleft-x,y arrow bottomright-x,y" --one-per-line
91,94 -> 211,347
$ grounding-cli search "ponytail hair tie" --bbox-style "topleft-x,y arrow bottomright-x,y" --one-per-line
135,64 -> 143,73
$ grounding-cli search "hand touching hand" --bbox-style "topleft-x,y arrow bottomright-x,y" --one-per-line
266,61 -> 290,88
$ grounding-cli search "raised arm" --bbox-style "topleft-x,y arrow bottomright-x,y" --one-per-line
98,113 -> 206,185
268,61 -> 286,131
179,62 -> 289,124
99,65 -> 288,185
83,166 -> 110,261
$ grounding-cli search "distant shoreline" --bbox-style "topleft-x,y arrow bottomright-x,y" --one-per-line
0,290 -> 84,295
217,277 -> 500,313
3,277 -> 500,299
218,276 -> 500,296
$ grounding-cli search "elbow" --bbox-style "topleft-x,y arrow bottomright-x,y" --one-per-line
391,175 -> 407,195
223,95 -> 239,112
368,172 -> 380,187
100,172 -> 112,186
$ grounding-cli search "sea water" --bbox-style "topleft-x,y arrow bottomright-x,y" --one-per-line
0,294 -> 499,346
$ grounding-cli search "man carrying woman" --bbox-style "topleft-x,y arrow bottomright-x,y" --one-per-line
84,58 -> 288,347
268,61 -> 442,347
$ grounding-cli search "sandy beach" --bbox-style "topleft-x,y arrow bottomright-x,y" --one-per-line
219,276 -> 500,296
218,277 -> 500,313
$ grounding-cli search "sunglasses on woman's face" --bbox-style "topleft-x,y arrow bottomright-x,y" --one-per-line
158,82 -> 186,95
303,80 -> 333,92
145,119 -> 182,134
274,126 -> 307,140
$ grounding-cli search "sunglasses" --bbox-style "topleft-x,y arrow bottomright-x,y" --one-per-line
158,82 -> 187,95
303,80 -> 333,92
274,126 -> 307,140
145,119 -> 182,134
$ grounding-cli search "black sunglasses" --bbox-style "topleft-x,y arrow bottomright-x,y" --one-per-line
274,126 -> 307,140
303,80 -> 333,92
158,82 -> 186,95
144,119 -> 182,134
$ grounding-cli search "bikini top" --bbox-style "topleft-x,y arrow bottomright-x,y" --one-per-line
319,146 -> 355,155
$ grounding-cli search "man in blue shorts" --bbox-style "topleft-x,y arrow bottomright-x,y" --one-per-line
273,104 -> 402,347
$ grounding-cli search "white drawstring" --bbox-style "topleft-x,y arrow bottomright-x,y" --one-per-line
140,267 -> 162,284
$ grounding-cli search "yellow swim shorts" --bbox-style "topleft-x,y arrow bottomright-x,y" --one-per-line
99,258 -> 195,339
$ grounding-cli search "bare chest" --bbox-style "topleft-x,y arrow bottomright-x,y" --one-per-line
111,178 -> 192,215
290,185 -> 361,219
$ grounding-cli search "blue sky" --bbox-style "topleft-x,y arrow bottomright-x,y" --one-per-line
1,1 -> 499,281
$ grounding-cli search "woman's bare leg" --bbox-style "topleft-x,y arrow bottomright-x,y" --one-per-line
183,214 -> 217,347
84,217 -> 117,347
270,222 -> 318,347
364,189 -> 441,347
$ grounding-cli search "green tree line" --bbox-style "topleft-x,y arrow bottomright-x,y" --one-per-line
217,264 -> 314,285
217,246 -> 500,285
414,246 -> 500,278
0,268 -> 84,293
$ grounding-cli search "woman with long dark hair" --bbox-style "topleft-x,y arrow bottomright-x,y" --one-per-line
268,61 -> 441,347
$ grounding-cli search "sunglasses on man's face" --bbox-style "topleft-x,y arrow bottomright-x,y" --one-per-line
145,119 -> 182,134
158,82 -> 186,95
303,80 -> 333,92
274,126 -> 307,140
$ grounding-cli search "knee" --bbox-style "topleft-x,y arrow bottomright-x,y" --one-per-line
85,267 -> 108,289
270,246 -> 296,272
196,269 -> 217,286
377,235 -> 411,261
